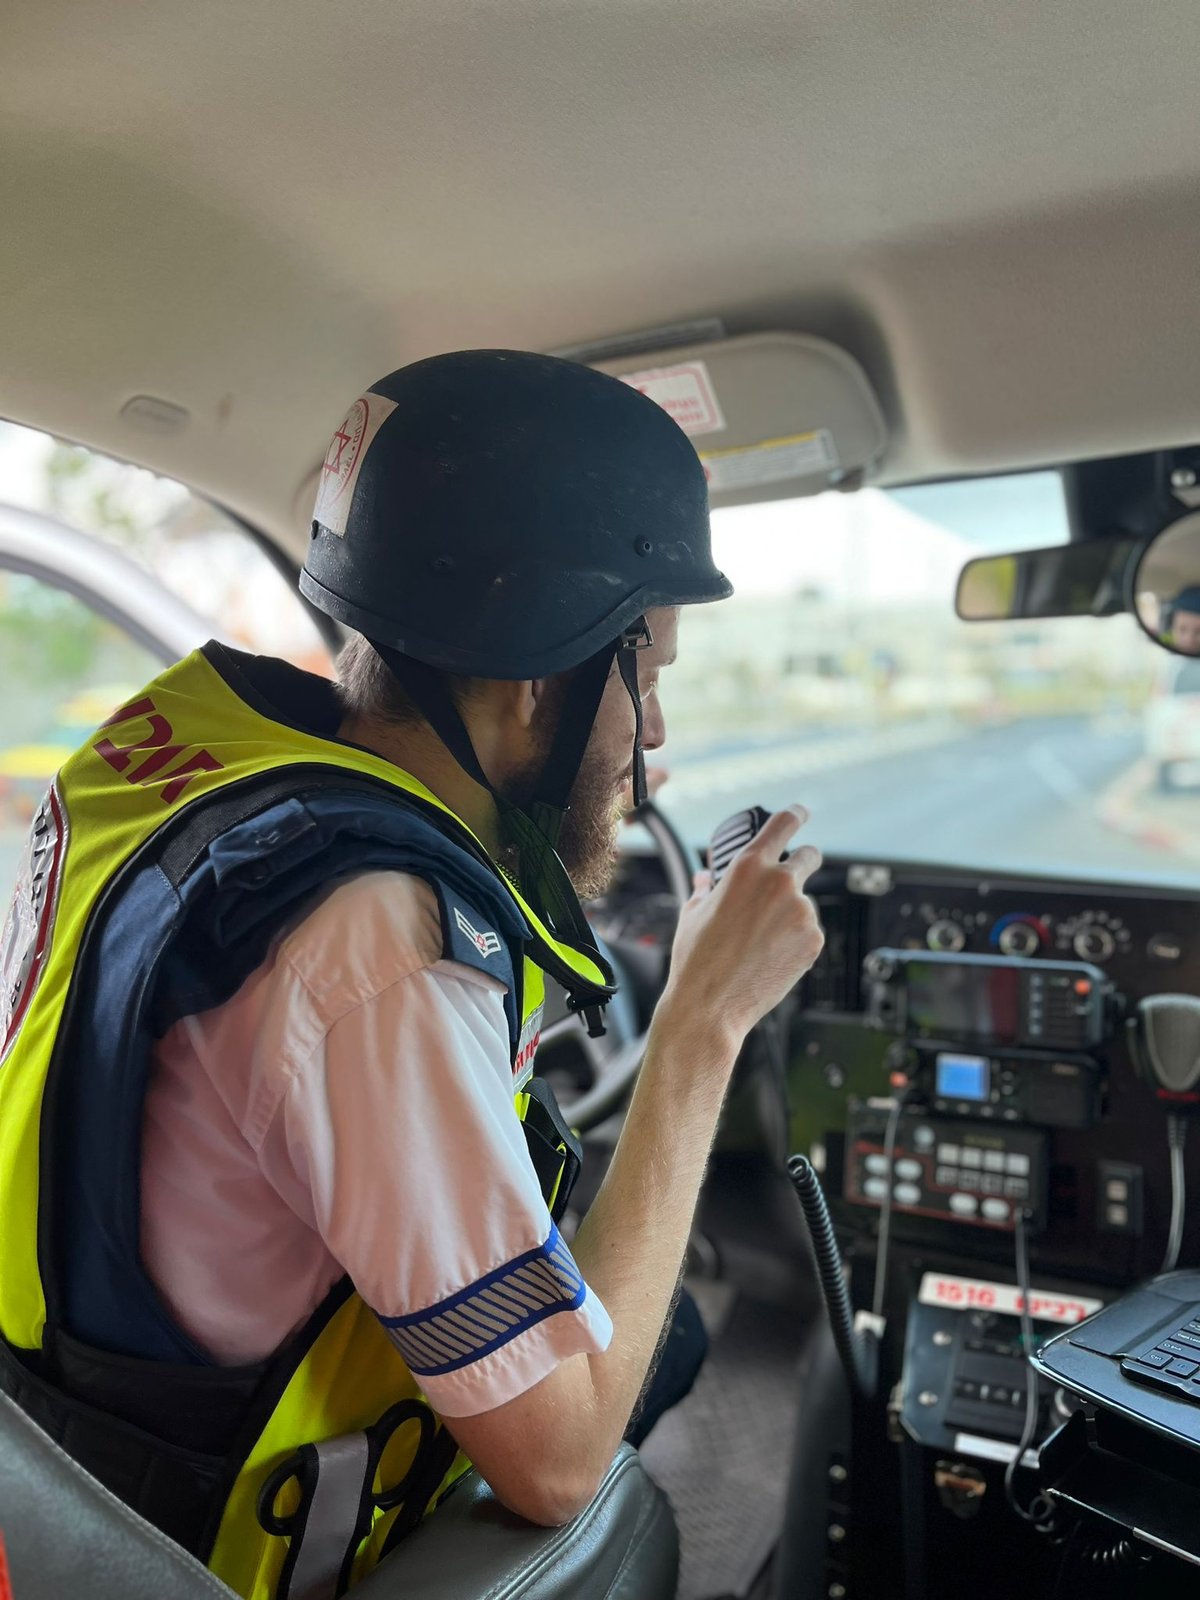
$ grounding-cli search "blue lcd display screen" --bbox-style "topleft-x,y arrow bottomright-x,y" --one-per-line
935,1052 -> 991,1102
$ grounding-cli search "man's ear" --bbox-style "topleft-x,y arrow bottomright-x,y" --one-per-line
512,678 -> 544,730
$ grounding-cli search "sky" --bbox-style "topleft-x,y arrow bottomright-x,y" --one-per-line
708,472 -> 1068,601
0,423 -> 52,506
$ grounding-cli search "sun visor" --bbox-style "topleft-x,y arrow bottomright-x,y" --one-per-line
595,332 -> 888,508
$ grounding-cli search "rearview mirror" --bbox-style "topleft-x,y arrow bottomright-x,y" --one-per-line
1130,511 -> 1200,656
956,514 -> 1200,657
955,539 -> 1141,625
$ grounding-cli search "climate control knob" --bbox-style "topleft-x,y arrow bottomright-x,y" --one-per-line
928,919 -> 967,953
1074,924 -> 1115,962
998,921 -> 1042,958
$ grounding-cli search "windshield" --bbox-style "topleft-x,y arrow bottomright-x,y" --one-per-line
659,472 -> 1200,888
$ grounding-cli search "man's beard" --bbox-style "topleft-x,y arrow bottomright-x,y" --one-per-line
499,739 -> 624,902
553,751 -> 625,900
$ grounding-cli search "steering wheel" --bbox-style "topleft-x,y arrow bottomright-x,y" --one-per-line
537,800 -> 695,1133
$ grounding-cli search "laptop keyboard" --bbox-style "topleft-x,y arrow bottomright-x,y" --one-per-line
1121,1314 -> 1200,1399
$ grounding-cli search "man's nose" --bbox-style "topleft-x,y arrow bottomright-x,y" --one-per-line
641,697 -> 666,753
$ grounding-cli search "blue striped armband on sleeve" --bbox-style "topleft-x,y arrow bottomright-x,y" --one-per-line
378,1225 -> 588,1377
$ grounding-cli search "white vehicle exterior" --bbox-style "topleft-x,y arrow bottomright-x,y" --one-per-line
1144,654 -> 1200,789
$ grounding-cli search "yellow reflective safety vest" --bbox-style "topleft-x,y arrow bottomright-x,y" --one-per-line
0,644 -> 614,1600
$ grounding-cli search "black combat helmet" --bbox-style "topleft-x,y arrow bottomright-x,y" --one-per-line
301,349 -> 730,679
301,350 -> 732,959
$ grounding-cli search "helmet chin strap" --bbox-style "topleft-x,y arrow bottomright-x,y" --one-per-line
370,618 -> 650,942
615,619 -> 652,811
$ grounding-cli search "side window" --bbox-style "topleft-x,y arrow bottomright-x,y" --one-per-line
0,570 -> 167,893
0,419 -> 337,899
0,421 -> 334,673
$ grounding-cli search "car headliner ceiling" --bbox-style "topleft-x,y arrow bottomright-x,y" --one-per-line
3,0 -> 1199,560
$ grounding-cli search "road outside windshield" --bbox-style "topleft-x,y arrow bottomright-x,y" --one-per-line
656,473 -> 1200,888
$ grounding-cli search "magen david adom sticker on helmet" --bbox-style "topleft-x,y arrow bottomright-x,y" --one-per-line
1,782 -> 68,1067
313,392 -> 399,537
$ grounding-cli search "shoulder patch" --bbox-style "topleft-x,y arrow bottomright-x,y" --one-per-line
453,905 -> 503,958
437,886 -> 516,986
434,883 -> 520,1055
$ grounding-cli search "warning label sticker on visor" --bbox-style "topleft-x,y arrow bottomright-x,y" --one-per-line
620,360 -> 726,436
699,430 -> 839,494
313,392 -> 400,536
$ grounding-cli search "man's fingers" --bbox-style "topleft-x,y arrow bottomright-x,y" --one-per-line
691,869 -> 713,898
786,844 -> 823,884
743,804 -> 809,856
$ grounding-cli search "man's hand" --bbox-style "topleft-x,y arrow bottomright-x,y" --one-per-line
448,803 -> 823,1529
663,803 -> 824,1049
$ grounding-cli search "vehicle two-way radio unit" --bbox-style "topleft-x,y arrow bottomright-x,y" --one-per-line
863,948 -> 1120,1133
846,949 -> 1121,1236
863,947 -> 1115,1054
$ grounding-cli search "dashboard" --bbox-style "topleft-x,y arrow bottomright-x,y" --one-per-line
801,865 -> 1200,1009
793,861 -> 1200,1291
866,878 -> 1191,983
592,847 -> 1200,1295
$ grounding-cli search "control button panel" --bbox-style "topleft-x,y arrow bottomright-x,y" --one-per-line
900,1298 -> 1074,1451
845,1106 -> 1048,1232
1096,1159 -> 1144,1237
944,1313 -> 1036,1440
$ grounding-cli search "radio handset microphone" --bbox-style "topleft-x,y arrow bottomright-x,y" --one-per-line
1128,994 -> 1200,1273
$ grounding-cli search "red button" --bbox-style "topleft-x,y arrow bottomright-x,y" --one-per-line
1073,979 -> 1092,996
